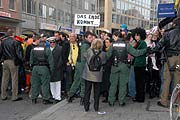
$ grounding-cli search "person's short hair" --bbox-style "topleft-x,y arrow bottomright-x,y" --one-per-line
91,39 -> 103,50
32,34 -> 41,42
84,31 -> 93,38
54,31 -> 60,35
6,29 -> 14,36
113,31 -> 123,38
173,16 -> 180,26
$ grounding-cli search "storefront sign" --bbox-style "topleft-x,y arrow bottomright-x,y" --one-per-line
74,14 -> 100,27
0,11 -> 11,17
40,23 -> 57,31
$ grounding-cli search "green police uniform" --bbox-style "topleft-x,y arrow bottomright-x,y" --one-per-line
30,44 -> 54,101
107,39 -> 147,105
68,40 -> 91,98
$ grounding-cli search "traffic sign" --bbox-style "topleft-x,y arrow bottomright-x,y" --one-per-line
157,3 -> 176,18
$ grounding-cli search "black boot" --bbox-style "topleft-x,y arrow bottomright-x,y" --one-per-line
32,99 -> 37,104
80,97 -> 84,106
43,99 -> 53,104
84,102 -> 90,112
67,96 -> 74,103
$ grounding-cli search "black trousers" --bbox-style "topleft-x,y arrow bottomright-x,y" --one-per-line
134,67 -> 146,102
84,80 -> 101,111
66,65 -> 75,92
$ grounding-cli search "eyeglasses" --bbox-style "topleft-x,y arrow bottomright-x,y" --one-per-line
50,41 -> 55,43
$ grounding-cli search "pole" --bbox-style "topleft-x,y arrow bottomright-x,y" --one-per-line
70,0 -> 73,30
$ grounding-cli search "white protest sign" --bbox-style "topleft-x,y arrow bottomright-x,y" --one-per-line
74,14 -> 100,27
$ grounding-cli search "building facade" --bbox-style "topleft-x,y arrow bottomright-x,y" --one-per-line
21,0 -> 97,36
0,0 -> 22,35
98,0 -> 157,32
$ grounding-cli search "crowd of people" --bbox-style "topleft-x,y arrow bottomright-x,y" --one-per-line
0,16 -> 180,112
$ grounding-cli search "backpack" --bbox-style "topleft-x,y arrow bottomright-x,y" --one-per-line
88,49 -> 102,71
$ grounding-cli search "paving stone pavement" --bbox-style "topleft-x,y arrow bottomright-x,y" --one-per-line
28,97 -> 170,120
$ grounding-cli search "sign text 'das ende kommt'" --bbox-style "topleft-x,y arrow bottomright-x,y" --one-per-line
74,14 -> 100,27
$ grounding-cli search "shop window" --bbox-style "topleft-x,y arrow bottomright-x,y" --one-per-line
9,0 -> 15,10
49,7 -> 56,19
39,4 -> 47,18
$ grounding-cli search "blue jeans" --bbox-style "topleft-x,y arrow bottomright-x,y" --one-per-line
128,66 -> 136,97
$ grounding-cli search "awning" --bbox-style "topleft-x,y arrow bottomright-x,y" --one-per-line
0,16 -> 24,23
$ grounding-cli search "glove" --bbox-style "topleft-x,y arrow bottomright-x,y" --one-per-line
147,47 -> 153,55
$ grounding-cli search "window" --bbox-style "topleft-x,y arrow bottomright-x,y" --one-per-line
49,7 -> 56,19
22,0 -> 26,12
27,0 -> 32,13
91,4 -> 95,12
78,0 -> 82,9
65,12 -> 70,23
31,1 -> 36,14
39,4 -> 47,18
112,14 -> 117,23
22,0 -> 36,14
0,0 -> 2,7
9,0 -> 15,10
84,0 -> 88,10
72,0 -> 77,8
58,9 -> 64,23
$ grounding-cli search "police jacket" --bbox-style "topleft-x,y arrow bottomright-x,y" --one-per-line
111,38 -> 128,63
156,26 -> 180,56
77,40 -> 91,63
0,37 -> 23,64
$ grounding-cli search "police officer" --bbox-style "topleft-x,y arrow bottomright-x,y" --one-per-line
30,35 -> 54,104
150,17 -> 180,107
107,31 -> 147,106
67,31 -> 94,105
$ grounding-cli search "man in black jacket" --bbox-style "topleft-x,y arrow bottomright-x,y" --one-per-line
0,29 -> 23,101
54,31 -> 70,97
150,17 -> 180,107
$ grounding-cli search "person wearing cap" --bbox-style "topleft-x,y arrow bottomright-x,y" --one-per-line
48,37 -> 63,103
30,34 -> 54,104
120,24 -> 128,39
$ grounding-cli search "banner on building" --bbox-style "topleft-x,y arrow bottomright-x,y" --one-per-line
74,14 -> 100,27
